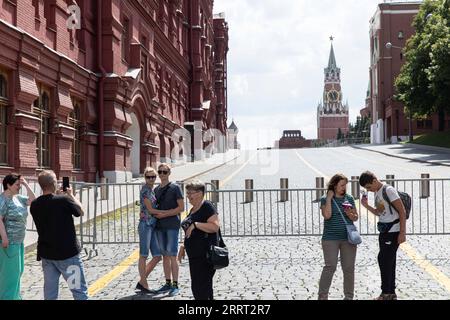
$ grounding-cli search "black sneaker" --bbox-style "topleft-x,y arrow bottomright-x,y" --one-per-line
135,282 -> 152,294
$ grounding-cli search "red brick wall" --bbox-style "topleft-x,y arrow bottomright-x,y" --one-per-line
0,0 -> 228,182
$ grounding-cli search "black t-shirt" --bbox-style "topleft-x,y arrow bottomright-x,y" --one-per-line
30,194 -> 82,261
154,182 -> 184,229
183,201 -> 218,258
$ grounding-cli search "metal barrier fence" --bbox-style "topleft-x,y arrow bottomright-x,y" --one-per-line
1,177 -> 449,257
207,178 -> 450,238
74,181 -> 215,257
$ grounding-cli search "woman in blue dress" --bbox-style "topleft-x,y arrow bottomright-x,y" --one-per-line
0,173 -> 36,300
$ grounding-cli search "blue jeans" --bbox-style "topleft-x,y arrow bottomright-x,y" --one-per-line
138,220 -> 161,257
42,254 -> 88,300
155,228 -> 179,256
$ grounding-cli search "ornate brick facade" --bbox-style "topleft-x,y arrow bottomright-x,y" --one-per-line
369,2 -> 450,144
0,0 -> 229,182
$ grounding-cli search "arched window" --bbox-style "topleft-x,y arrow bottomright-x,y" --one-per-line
34,86 -> 52,168
0,73 -> 8,165
69,101 -> 82,170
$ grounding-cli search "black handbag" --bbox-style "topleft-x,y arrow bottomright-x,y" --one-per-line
206,228 -> 229,270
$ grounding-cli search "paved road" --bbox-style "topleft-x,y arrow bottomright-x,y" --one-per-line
20,146 -> 450,300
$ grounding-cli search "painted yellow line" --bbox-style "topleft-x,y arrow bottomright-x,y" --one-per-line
400,243 -> 450,292
359,199 -> 450,294
299,151 -> 450,294
88,249 -> 140,297
87,154 -> 255,297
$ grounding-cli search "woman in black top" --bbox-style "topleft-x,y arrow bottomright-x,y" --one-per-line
179,180 -> 220,300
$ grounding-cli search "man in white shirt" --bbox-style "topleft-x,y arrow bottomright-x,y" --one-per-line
359,171 -> 407,300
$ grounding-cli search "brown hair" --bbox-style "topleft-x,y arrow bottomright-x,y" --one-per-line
327,173 -> 348,192
185,180 -> 205,195
2,173 -> 21,190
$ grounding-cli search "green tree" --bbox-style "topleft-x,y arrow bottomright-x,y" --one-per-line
396,0 -> 450,131
426,0 -> 450,130
337,128 -> 343,141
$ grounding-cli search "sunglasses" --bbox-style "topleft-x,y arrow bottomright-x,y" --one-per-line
186,190 -> 201,196
145,175 -> 157,179
158,170 -> 169,175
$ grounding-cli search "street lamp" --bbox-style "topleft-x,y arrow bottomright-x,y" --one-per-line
385,42 -> 402,50
385,42 -> 413,143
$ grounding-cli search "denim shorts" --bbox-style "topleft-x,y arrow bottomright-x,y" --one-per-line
138,220 -> 161,257
154,228 -> 179,257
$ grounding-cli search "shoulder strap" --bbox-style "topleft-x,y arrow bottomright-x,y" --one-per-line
382,185 -> 394,215
332,198 -> 350,226
216,228 -> 225,247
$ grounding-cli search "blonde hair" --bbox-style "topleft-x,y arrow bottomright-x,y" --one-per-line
143,167 -> 156,176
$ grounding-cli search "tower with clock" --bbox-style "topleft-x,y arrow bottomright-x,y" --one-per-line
317,37 -> 349,141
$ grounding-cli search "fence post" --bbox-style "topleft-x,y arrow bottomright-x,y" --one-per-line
420,173 -> 430,198
211,180 -> 220,203
71,177 -> 77,196
280,178 -> 289,202
245,179 -> 254,203
92,185 -> 98,256
100,177 -> 108,200
351,176 -> 360,199
79,184 -> 84,249
316,177 -> 325,201
386,175 -> 395,188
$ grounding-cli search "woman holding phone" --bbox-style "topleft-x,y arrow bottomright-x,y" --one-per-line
318,173 -> 359,300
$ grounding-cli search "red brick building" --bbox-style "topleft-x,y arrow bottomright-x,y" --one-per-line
368,1 -> 450,144
317,40 -> 349,141
0,0 -> 229,182
277,130 -> 311,149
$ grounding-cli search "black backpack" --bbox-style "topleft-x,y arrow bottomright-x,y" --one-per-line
382,185 -> 411,219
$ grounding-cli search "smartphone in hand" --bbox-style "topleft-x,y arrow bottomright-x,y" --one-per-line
62,177 -> 70,192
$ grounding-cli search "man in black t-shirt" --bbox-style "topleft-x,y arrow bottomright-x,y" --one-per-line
30,170 -> 88,300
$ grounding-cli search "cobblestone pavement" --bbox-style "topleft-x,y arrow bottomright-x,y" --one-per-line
21,235 -> 450,300
20,147 -> 450,300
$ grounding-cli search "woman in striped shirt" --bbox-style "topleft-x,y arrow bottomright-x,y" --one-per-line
318,173 -> 359,300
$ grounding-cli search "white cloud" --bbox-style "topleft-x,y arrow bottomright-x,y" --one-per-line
214,0 -> 382,149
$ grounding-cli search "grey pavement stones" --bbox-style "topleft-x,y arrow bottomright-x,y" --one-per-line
19,147 -> 450,300
21,235 -> 450,300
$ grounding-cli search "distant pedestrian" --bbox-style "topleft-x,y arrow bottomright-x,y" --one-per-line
318,173 -> 359,300
359,171 -> 406,300
179,180 -> 220,300
149,163 -> 184,296
30,170 -> 88,300
135,167 -> 162,293
0,173 -> 36,300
